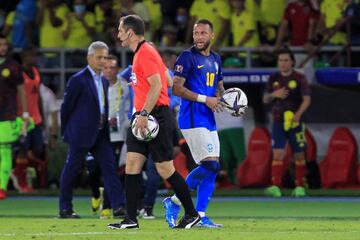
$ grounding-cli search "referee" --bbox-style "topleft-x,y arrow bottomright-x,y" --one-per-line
107,15 -> 200,229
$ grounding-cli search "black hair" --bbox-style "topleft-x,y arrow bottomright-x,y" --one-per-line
276,46 -> 295,66
120,14 -> 145,35
194,19 -> 214,32
106,54 -> 119,66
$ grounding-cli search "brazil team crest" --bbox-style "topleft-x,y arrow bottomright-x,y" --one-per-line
214,62 -> 219,74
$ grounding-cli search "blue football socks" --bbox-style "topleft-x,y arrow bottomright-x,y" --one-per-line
185,161 -> 220,213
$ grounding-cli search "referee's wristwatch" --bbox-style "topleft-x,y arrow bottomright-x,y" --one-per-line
139,109 -> 149,117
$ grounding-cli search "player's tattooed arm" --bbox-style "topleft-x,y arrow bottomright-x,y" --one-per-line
216,80 -> 225,97
173,75 -> 199,102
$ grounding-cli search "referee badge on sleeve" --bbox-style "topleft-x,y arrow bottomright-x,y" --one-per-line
175,65 -> 183,73
130,72 -> 137,85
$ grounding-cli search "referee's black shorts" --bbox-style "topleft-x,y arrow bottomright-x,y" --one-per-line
126,105 -> 174,163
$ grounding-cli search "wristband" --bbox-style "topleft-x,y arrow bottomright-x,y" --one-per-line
22,112 -> 29,118
197,94 -> 207,103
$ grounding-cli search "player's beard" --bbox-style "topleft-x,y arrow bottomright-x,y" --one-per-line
194,40 -> 211,52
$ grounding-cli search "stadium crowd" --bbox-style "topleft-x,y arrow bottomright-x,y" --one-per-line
0,0 -> 359,68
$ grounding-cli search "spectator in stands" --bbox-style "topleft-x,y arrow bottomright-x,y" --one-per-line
316,0 -> 348,46
5,0 -> 37,49
63,0 -> 95,67
229,0 -> 260,67
13,46 -> 45,192
143,0 -> 162,42
344,0 -> 360,46
175,6 -> 189,44
257,0 -> 287,45
275,0 -> 319,52
263,47 -> 311,198
0,10 -> 5,32
160,24 -> 180,47
1,11 -> 14,43
93,0 -> 117,48
37,0 -> 69,87
186,0 -> 231,47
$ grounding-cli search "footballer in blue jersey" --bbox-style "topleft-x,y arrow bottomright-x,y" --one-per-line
174,46 -> 223,131
163,19 -> 225,228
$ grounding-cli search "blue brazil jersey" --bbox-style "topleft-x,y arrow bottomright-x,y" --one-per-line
174,47 -> 223,131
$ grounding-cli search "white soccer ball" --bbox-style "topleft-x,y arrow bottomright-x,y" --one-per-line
221,87 -> 248,116
131,114 -> 159,141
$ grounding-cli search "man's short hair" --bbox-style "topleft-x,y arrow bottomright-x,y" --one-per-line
120,15 -> 145,36
88,41 -> 109,55
106,54 -> 119,66
194,19 -> 214,32
276,46 -> 296,66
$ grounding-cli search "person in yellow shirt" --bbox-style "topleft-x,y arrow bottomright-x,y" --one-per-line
143,0 -> 162,42
63,0 -> 95,67
186,0 -> 230,47
37,0 -> 69,63
93,0 -> 117,48
317,0 -> 347,45
230,0 -> 260,66
257,0 -> 287,45
1,11 -> 15,43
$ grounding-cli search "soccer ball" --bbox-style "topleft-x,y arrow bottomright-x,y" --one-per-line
131,114 -> 159,141
221,87 -> 248,116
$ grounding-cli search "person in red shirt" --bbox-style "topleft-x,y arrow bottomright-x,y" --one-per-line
107,14 -> 200,229
275,0 -> 319,51
13,46 -> 45,192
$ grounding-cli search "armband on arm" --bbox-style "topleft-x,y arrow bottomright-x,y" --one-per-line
196,94 -> 207,103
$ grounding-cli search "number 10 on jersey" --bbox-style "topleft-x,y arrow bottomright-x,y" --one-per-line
206,72 -> 215,87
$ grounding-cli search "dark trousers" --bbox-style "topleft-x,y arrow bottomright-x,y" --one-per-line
87,141 -> 125,209
59,129 -> 123,211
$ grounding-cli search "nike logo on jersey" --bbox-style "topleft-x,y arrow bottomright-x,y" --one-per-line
197,65 -> 204,69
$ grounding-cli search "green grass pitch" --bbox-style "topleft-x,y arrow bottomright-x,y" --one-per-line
1,196 -> 360,240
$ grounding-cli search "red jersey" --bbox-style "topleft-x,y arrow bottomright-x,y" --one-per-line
0,58 -> 23,121
21,67 -> 42,125
265,70 -> 310,123
131,41 -> 170,111
284,2 -> 319,46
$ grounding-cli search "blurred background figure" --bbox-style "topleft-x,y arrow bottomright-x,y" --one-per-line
63,0 -> 95,68
13,46 -> 46,193
186,0 -> 230,47
0,34 -> 30,199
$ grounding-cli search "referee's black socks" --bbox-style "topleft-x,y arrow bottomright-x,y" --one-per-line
167,171 -> 198,217
125,174 -> 142,221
